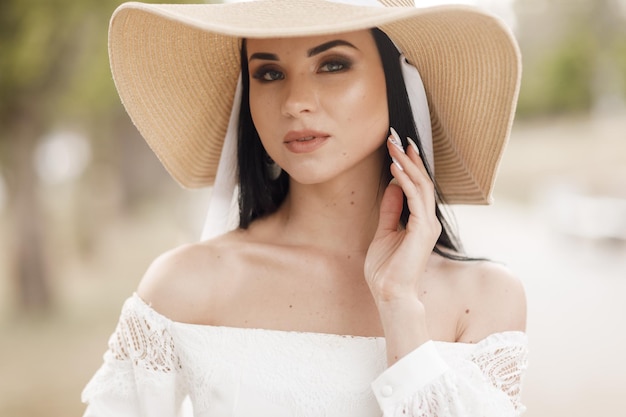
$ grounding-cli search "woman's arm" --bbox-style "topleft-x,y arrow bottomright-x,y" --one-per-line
372,331 -> 528,416
364,132 -> 528,416
365,133 -> 441,364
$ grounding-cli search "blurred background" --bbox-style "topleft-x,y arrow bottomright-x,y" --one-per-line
1,0 -> 625,416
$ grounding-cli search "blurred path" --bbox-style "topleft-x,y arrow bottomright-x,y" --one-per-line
455,201 -> 626,417
454,113 -> 626,416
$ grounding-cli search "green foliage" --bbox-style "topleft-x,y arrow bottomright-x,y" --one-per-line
613,36 -> 626,96
0,1 -> 60,96
0,0 -> 198,131
1,0 -> 111,126
517,24 -> 595,118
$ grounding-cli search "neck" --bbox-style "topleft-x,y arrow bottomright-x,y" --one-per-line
271,160 -> 388,255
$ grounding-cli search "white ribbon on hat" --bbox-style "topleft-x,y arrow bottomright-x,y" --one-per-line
201,75 -> 241,240
399,55 -> 434,172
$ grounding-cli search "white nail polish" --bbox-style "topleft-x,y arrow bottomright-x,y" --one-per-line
389,127 -> 405,153
407,137 -> 419,155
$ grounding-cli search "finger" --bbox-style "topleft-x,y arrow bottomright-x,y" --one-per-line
387,128 -> 406,172
375,180 -> 404,236
389,159 -> 426,215
387,137 -> 431,190
387,138 -> 434,201
390,161 -> 441,242
388,128 -> 422,172
406,137 -> 431,179
388,142 -> 437,222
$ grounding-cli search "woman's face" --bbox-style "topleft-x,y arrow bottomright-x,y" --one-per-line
247,30 -> 389,185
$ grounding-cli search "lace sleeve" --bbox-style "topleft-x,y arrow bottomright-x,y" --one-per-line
81,295 -> 188,417
372,332 -> 528,417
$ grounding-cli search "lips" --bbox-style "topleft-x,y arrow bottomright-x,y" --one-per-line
283,130 -> 330,143
283,130 -> 330,154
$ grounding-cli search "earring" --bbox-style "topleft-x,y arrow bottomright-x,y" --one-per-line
265,154 -> 282,180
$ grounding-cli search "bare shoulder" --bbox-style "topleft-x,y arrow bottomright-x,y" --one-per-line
137,231 -> 242,324
439,256 -> 527,343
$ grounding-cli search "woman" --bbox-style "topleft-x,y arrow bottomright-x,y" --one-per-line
83,1 -> 528,416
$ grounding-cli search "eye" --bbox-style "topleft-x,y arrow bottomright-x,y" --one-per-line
252,67 -> 284,82
319,59 -> 351,73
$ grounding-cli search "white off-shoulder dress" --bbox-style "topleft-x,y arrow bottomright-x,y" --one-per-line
82,294 -> 528,417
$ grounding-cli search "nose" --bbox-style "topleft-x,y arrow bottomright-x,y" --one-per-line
280,75 -> 318,118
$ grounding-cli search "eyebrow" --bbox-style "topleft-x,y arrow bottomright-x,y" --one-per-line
248,39 -> 358,62
307,40 -> 358,57
248,52 -> 279,61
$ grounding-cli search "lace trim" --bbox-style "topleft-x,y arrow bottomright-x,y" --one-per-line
82,296 -> 185,404
109,297 -> 182,373
391,335 -> 528,416
471,343 -> 528,412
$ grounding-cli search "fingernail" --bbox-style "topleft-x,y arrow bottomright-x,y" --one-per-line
392,157 -> 403,171
388,127 -> 405,153
407,137 -> 420,155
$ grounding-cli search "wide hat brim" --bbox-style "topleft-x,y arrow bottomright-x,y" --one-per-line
109,0 -> 521,204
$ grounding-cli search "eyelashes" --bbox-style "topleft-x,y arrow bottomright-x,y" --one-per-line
251,57 -> 353,83
319,58 -> 352,73
252,67 -> 284,82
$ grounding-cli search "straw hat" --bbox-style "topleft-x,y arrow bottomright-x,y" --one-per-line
108,0 -> 521,204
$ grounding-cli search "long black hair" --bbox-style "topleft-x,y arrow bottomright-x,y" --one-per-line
237,29 -> 467,259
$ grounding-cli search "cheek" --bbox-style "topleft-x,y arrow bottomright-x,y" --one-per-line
249,91 -> 272,139
248,89 -> 263,127
338,76 -> 388,132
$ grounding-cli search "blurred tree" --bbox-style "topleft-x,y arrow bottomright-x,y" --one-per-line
614,38 -> 626,95
515,0 -> 626,118
517,22 -> 595,116
0,0 -> 94,312
592,0 -> 626,110
0,0 -> 191,313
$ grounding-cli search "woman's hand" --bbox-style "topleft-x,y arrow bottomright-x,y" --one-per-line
364,128 -> 442,306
